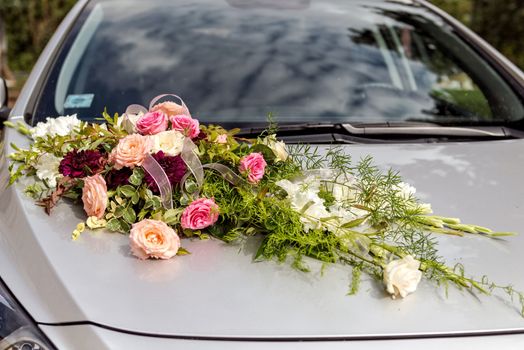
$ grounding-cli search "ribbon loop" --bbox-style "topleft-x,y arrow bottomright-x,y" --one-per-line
180,137 -> 204,196
203,163 -> 245,186
148,94 -> 192,117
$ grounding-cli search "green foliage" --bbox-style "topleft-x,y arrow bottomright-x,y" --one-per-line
1,0 -> 77,72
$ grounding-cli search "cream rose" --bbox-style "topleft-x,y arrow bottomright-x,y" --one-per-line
129,219 -> 180,260
109,134 -> 152,169
383,255 -> 422,299
82,174 -> 108,219
262,135 -> 288,162
150,130 -> 185,156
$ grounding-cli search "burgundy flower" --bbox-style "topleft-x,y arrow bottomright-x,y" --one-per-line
144,151 -> 187,193
106,168 -> 133,189
194,130 -> 208,142
59,150 -> 105,178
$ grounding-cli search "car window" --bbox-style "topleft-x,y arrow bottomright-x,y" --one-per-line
33,0 -> 524,126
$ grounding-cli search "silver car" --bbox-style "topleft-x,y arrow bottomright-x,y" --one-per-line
1,0 -> 524,349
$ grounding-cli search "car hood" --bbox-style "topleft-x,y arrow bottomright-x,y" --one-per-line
1,129 -> 524,339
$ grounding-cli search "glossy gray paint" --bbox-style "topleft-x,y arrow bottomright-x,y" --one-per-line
2,0 -> 524,348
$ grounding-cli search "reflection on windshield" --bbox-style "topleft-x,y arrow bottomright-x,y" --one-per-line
34,0 -> 523,125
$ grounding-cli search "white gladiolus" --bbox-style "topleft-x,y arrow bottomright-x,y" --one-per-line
150,130 -> 185,156
383,255 -> 422,299
30,114 -> 81,139
35,153 -> 62,187
276,177 -> 330,231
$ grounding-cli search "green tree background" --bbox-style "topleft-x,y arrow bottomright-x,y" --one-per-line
0,0 -> 523,101
431,0 -> 524,69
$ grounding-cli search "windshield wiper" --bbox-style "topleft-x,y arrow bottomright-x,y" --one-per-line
236,122 -> 524,143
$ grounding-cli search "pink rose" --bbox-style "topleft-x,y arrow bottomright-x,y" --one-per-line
109,134 -> 152,169
151,101 -> 187,117
181,198 -> 219,230
136,110 -> 168,135
82,174 -> 108,219
239,152 -> 266,184
170,115 -> 200,139
129,219 -> 180,260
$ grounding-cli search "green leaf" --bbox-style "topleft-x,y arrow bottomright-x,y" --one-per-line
113,204 -> 125,218
131,192 -> 140,205
129,168 -> 144,186
254,237 -> 270,261
177,247 -> 191,256
122,207 -> 137,224
119,185 -> 137,198
119,220 -> 131,233
106,218 -> 122,232
151,197 -> 162,210
163,209 -> 181,225
102,109 -> 113,124
251,144 -> 276,162
341,216 -> 368,229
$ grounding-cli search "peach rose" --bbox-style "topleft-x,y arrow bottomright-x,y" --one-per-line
110,134 -> 152,169
129,219 -> 180,260
82,174 -> 108,219
151,101 -> 188,117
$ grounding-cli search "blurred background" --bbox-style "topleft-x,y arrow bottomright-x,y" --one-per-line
0,0 -> 523,108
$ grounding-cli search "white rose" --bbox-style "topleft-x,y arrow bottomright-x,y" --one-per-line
262,135 -> 288,162
383,255 -> 422,299
35,153 -> 62,187
272,140 -> 288,162
31,114 -> 81,139
150,130 -> 185,156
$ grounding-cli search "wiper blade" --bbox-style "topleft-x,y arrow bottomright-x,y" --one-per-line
238,122 -> 521,137
340,123 -> 515,138
236,122 -> 524,143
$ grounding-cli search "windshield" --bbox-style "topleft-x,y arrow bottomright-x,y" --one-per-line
33,0 -> 524,126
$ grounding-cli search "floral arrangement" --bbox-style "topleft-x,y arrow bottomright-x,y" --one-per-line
5,94 -> 524,314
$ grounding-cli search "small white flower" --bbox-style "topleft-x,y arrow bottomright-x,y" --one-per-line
395,182 -> 416,200
276,177 -> 330,231
35,153 -> 62,187
31,114 -> 81,139
417,203 -> 433,214
150,130 -> 185,156
383,255 -> 422,299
